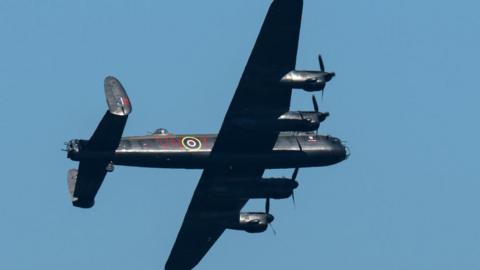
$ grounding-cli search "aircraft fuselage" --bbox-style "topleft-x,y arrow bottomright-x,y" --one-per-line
67,132 -> 348,169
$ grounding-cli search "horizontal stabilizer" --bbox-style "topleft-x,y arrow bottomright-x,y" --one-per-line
68,76 -> 132,208
68,161 -> 109,208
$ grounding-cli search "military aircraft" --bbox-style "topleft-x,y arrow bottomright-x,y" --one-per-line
65,0 -> 348,269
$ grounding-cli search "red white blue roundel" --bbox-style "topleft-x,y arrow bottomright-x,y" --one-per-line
181,137 -> 202,151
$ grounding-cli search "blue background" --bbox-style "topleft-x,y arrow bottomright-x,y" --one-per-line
1,0 -> 479,269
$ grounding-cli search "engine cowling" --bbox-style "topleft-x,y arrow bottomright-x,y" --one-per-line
233,111 -> 329,132
198,212 -> 274,233
226,212 -> 274,233
278,111 -> 329,131
280,70 -> 335,92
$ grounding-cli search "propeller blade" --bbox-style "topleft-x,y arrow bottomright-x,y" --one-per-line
292,191 -> 296,208
291,168 -> 299,208
266,198 -> 270,214
269,223 -> 277,236
318,54 -> 325,72
292,168 -> 299,181
312,95 -> 319,112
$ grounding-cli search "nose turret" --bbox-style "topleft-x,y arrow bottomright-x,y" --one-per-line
343,143 -> 350,159
325,136 -> 349,163
336,140 -> 349,162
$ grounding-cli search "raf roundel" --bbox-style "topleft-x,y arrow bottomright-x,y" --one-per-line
181,137 -> 202,151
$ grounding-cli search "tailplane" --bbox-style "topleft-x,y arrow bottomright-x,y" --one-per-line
66,76 -> 132,208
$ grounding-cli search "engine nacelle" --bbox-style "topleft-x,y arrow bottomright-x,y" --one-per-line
280,70 -> 335,92
226,212 -> 274,233
278,111 -> 329,131
197,212 -> 274,233
233,111 -> 329,132
211,178 -> 299,199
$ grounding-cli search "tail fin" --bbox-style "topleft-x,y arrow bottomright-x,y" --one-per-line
67,76 -> 131,208
87,76 -> 132,151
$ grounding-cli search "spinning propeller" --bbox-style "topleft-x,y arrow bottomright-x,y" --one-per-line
319,54 -> 325,73
291,167 -> 299,207
312,95 -> 320,135
311,94 -> 329,135
265,197 -> 276,235
318,54 -> 335,99
264,167 -> 299,235
266,196 -> 270,214
312,94 -> 319,113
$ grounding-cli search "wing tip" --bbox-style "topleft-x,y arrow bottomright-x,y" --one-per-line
72,199 -> 95,209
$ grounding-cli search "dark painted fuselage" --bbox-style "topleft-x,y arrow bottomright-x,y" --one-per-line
68,132 -> 348,169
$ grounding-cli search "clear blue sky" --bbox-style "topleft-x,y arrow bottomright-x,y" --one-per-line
1,0 -> 479,269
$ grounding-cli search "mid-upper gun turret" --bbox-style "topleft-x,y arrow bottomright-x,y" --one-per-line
152,128 -> 170,135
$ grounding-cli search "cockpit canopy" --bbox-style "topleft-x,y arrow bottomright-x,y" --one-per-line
153,128 -> 170,135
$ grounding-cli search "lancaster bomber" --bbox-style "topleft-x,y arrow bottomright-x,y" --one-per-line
65,0 -> 348,269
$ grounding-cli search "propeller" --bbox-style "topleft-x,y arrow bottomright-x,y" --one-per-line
265,197 -> 277,235
318,54 -> 336,99
292,167 -> 299,181
291,190 -> 296,207
312,95 -> 320,134
319,55 -> 326,98
265,197 -> 270,214
291,167 -> 299,207
319,54 -> 325,72
312,95 -> 319,112
269,222 -> 277,236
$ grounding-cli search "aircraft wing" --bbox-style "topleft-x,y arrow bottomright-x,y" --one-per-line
165,167 -> 263,270
166,0 -> 303,269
